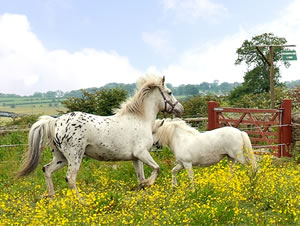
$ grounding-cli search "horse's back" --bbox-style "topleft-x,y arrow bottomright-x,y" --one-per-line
54,111 -> 153,161
205,127 -> 244,148
188,127 -> 244,156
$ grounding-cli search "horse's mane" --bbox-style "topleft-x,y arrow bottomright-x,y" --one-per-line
155,118 -> 199,146
115,75 -> 163,116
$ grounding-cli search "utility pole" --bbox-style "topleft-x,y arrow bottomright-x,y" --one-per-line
256,45 -> 296,109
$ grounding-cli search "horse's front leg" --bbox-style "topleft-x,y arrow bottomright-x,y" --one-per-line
133,150 -> 160,188
182,162 -> 194,187
133,160 -> 145,183
171,163 -> 183,187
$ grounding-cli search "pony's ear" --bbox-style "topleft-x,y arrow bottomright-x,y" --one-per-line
161,76 -> 165,86
153,119 -> 164,133
160,120 -> 165,127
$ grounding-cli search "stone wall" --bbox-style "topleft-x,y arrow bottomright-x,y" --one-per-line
292,113 -> 300,153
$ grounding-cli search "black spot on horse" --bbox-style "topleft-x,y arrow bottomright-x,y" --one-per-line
67,136 -> 73,142
57,161 -> 63,164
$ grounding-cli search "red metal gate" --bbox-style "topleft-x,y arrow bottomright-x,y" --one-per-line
207,99 -> 292,157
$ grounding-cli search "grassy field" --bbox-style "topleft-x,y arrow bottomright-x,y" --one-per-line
0,130 -> 299,225
0,96 -> 66,125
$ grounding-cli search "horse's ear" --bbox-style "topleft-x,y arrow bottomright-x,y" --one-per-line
161,76 -> 165,86
160,120 -> 165,127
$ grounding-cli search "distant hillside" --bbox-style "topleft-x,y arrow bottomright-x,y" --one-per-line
0,81 -> 242,98
284,80 -> 300,88
1,79 -> 299,99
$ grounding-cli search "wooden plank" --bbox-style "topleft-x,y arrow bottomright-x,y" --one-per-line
256,46 -> 271,66
250,137 -> 278,143
219,118 -> 278,125
215,107 -> 280,113
234,112 -> 247,128
246,130 -> 278,136
183,117 -> 208,123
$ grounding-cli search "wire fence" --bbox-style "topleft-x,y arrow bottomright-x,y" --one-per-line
0,144 -> 28,148
0,119 -> 298,150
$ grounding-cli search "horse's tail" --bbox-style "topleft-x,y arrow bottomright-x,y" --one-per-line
17,116 -> 56,177
241,131 -> 257,170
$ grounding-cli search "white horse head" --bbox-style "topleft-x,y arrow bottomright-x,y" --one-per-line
116,75 -> 184,118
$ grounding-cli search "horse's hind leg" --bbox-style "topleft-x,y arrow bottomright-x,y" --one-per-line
64,148 -> 85,199
43,149 -> 67,198
227,156 -> 236,177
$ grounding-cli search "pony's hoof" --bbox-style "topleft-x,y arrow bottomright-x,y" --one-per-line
138,183 -> 146,190
42,192 -> 54,199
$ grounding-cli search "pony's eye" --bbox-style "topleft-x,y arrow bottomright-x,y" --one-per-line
168,91 -> 172,95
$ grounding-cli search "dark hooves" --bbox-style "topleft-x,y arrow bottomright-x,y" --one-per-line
138,183 -> 146,190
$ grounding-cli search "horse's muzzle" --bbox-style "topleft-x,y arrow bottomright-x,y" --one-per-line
173,103 -> 184,117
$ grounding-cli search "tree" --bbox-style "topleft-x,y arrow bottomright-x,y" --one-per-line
230,33 -> 290,102
182,94 -> 225,118
62,87 -> 128,116
288,85 -> 300,111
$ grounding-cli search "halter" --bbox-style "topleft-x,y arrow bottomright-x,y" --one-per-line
158,86 -> 179,115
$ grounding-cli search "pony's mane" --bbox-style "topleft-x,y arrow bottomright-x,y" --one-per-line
115,75 -> 163,116
155,118 -> 199,146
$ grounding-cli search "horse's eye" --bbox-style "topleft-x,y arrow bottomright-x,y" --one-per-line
168,91 -> 172,95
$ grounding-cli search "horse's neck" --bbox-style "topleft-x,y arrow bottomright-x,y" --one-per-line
169,127 -> 191,152
143,92 -> 160,125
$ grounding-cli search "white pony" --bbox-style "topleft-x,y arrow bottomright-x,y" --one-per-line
152,119 -> 257,186
18,75 -> 184,198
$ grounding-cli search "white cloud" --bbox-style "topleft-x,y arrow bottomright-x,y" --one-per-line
161,0 -> 228,23
254,0 -> 300,82
151,0 -> 300,86
0,14 -> 141,95
142,30 -> 175,56
146,29 -> 248,86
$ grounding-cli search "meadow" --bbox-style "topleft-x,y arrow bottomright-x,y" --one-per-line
0,130 -> 299,225
0,96 -> 66,115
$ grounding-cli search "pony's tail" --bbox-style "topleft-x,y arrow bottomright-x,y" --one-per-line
241,131 -> 257,171
17,116 -> 56,177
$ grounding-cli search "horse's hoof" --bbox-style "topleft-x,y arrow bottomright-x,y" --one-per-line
138,183 -> 146,190
42,192 -> 54,199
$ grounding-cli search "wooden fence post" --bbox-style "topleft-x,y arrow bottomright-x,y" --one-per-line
207,101 -> 219,131
281,99 -> 292,157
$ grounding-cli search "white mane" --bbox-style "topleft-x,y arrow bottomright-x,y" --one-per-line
155,118 -> 199,146
115,75 -> 164,116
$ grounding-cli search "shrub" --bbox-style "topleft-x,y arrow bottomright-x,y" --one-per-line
62,88 -> 128,116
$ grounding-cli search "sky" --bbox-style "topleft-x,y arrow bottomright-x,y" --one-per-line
0,0 -> 299,96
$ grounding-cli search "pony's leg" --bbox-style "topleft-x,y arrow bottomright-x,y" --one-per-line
172,164 -> 183,187
182,162 -> 194,187
228,157 -> 236,177
64,149 -> 85,200
133,160 -> 145,183
43,149 -> 67,198
133,150 -> 160,187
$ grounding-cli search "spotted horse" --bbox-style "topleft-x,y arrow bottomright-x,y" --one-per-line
17,75 -> 184,199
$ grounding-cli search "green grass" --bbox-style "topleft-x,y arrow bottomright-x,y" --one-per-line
0,131 -> 299,225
